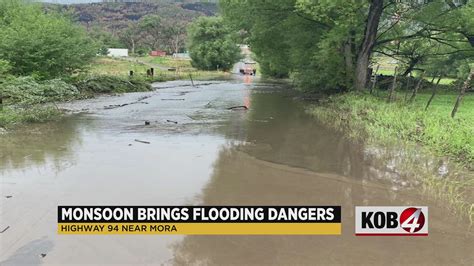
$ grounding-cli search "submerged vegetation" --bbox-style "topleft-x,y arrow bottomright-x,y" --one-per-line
309,91 -> 474,220
0,106 -> 62,128
309,92 -> 474,168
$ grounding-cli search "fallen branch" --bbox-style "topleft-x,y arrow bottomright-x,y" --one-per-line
134,139 -> 151,144
227,105 -> 248,110
0,226 -> 10,233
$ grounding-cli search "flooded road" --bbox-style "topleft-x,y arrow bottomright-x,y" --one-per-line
1,79 -> 473,265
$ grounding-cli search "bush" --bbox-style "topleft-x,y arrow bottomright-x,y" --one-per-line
0,0 -> 97,79
0,106 -> 61,128
0,59 -> 11,76
0,76 -> 79,105
72,75 -> 152,94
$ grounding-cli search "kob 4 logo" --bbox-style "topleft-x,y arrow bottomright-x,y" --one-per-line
355,206 -> 428,236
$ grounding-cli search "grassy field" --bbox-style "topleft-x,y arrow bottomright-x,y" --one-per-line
374,56 -> 457,85
140,56 -> 192,68
89,56 -> 230,81
88,57 -> 149,77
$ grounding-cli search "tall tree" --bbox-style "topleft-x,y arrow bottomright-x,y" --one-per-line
138,15 -> 163,50
221,0 -> 473,91
187,16 -> 241,71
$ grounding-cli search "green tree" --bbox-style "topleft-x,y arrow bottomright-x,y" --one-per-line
187,16 -> 241,71
119,22 -> 141,55
220,0 -> 473,91
138,15 -> 163,51
0,0 -> 97,79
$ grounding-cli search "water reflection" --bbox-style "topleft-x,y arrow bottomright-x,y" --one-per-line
0,117 -> 86,174
171,86 -> 473,265
219,89 -> 473,205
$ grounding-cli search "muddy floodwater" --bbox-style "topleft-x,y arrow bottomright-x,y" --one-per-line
1,79 -> 473,265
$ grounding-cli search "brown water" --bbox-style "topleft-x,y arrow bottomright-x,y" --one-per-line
0,79 -> 472,265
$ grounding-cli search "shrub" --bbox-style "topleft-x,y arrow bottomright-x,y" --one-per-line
0,76 -> 79,105
72,75 -> 152,94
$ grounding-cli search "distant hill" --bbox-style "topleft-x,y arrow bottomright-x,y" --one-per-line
38,0 -> 218,5
48,1 -> 218,33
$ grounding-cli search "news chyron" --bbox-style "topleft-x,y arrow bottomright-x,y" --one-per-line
58,206 -> 341,235
355,206 -> 428,236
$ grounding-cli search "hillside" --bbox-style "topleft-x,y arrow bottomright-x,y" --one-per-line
50,1 -> 218,33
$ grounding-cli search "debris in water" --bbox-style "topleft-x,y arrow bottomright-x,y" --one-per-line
5,195 -> 12,199
0,226 -> 10,233
40,254 -> 47,258
166,120 -> 178,124
228,105 -> 248,110
134,139 -> 151,144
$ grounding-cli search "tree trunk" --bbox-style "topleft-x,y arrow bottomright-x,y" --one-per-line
401,58 -> 419,77
131,39 -> 135,55
388,67 -> 398,102
354,0 -> 384,91
409,71 -> 425,102
174,35 -> 180,54
451,70 -> 474,118
425,75 -> 442,111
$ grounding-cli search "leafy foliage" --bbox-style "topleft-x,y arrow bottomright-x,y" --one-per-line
187,16 -> 241,71
71,75 -> 152,94
220,0 -> 474,91
0,76 -> 79,105
0,106 -> 62,128
0,59 -> 11,76
0,0 -> 97,79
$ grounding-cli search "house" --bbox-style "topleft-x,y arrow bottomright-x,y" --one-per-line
107,48 -> 128,57
150,50 -> 167,57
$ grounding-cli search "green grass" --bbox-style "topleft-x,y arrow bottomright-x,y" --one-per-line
88,57 -> 149,77
373,56 -> 456,85
308,90 -> 474,221
140,55 -> 192,68
310,91 -> 473,166
89,56 -> 230,82
0,106 -> 61,128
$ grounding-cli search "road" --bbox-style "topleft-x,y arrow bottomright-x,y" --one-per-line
0,78 -> 473,265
